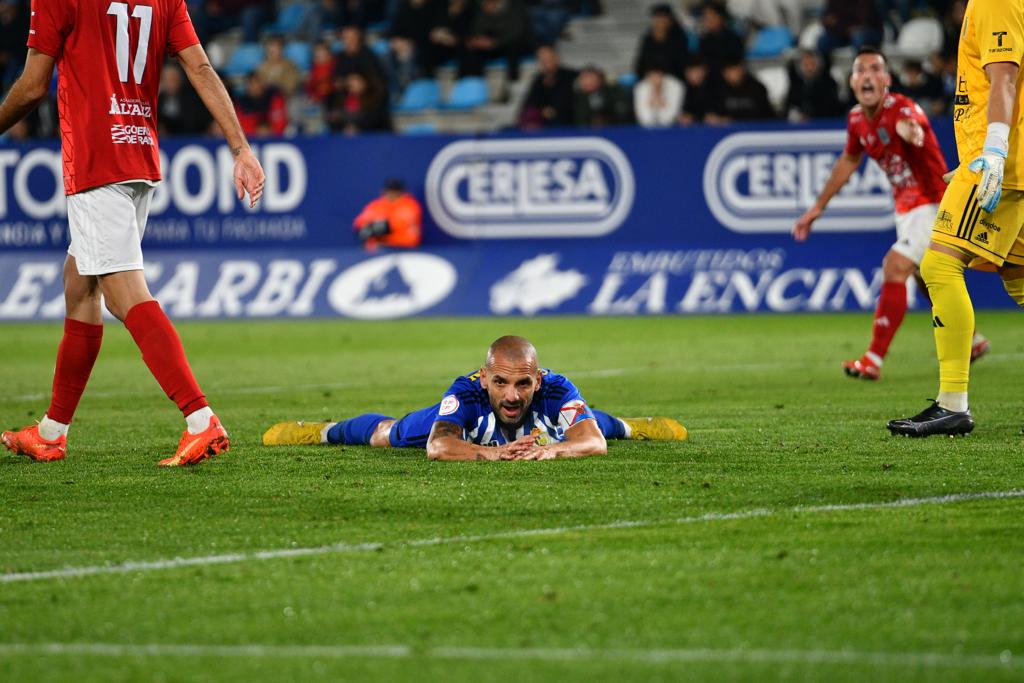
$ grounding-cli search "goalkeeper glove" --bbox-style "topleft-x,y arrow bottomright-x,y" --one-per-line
968,122 -> 1010,213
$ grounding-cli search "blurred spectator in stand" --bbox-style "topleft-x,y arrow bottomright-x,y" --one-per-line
3,118 -> 31,141
461,0 -> 532,81
634,67 -> 683,127
235,72 -> 289,137
817,0 -> 883,55
306,40 -> 338,103
895,59 -> 945,117
0,0 -> 29,88
528,0 -> 573,46
679,56 -> 713,125
354,178 -> 423,251
424,0 -> 475,74
698,2 -> 745,78
326,69 -> 393,134
191,0 -> 275,43
257,35 -> 303,97
336,25 -> 388,84
941,0 -> 966,58
933,53 -> 957,115
388,0 -> 437,93
518,44 -> 577,129
574,65 -> 631,127
634,3 -> 689,80
784,49 -> 843,122
158,65 -> 213,136
706,58 -> 775,123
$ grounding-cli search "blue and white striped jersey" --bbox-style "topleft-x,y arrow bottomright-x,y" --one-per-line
433,369 -> 595,446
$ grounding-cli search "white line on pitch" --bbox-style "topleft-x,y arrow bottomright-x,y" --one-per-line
1,489 -> 1021,585
0,642 -> 1017,669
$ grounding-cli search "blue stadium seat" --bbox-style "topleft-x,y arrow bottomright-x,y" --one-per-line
395,79 -> 442,113
267,3 -> 309,36
370,39 -> 390,58
223,43 -> 265,77
747,26 -> 793,58
285,41 -> 312,71
443,77 -> 489,110
617,72 -> 637,89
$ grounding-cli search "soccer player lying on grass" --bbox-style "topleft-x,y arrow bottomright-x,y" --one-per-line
263,336 -> 687,461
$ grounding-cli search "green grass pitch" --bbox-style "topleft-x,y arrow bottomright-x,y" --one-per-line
1,312 -> 1023,682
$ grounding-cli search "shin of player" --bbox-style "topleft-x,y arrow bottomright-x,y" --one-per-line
889,0 -> 1023,436
0,0 -> 265,464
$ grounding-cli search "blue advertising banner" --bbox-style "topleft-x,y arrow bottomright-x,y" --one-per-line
0,122 -> 1016,319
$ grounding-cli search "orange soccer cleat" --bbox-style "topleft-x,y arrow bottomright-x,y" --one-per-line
1,424 -> 67,462
842,354 -> 881,381
159,415 -> 229,467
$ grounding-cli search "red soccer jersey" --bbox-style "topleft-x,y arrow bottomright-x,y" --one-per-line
844,93 -> 948,214
27,0 -> 200,195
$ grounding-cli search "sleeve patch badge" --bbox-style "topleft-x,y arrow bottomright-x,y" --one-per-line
559,400 -> 589,428
439,395 -> 460,416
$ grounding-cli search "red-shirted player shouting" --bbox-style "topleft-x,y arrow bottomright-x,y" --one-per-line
0,0 -> 265,465
793,47 -> 990,381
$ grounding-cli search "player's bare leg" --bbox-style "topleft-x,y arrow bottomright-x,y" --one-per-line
100,269 -> 227,466
844,249 -> 916,380
2,256 -> 102,462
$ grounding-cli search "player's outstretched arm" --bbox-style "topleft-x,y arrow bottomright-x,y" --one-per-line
895,118 -> 925,147
426,421 -> 531,461
792,152 -> 862,241
176,44 -> 265,208
0,49 -> 55,136
518,419 -> 608,461
968,62 -> 1018,212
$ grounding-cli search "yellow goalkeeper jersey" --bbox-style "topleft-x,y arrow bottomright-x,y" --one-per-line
953,0 -> 1024,189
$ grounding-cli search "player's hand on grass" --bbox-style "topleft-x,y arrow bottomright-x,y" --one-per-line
792,207 -> 821,242
968,148 -> 1006,213
500,435 -> 538,460
234,148 -> 266,208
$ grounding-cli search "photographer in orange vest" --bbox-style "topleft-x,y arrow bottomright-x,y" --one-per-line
353,178 -> 423,251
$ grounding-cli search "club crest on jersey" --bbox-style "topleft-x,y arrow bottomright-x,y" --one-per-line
559,400 -> 588,428
108,95 -> 152,118
877,128 -> 890,145
439,395 -> 460,416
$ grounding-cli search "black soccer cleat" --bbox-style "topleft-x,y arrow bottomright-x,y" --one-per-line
887,400 -> 974,437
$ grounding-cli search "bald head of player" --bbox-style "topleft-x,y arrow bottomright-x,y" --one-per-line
479,336 -> 543,428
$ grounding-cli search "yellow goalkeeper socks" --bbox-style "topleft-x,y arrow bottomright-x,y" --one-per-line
1002,276 -> 1024,307
921,249 -> 974,407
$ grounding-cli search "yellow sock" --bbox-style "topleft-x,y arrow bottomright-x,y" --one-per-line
921,249 -> 974,395
1002,277 -> 1024,306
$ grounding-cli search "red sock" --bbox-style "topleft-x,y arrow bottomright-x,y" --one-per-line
868,281 -> 908,360
46,318 -> 104,424
123,300 -> 208,417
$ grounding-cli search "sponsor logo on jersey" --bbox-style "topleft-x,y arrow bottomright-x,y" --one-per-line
109,95 -> 153,118
439,395 -> 460,416
425,137 -> 635,239
936,210 -> 954,230
878,128 -> 890,145
703,130 -> 896,234
975,231 -> 989,245
327,253 -> 457,319
110,124 -> 154,146
490,254 -> 587,315
979,218 -> 1001,232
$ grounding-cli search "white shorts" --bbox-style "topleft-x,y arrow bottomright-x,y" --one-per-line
891,203 -> 938,265
67,181 -> 154,276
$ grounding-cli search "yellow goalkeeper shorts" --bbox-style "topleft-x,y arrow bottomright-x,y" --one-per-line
931,177 -> 1024,269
